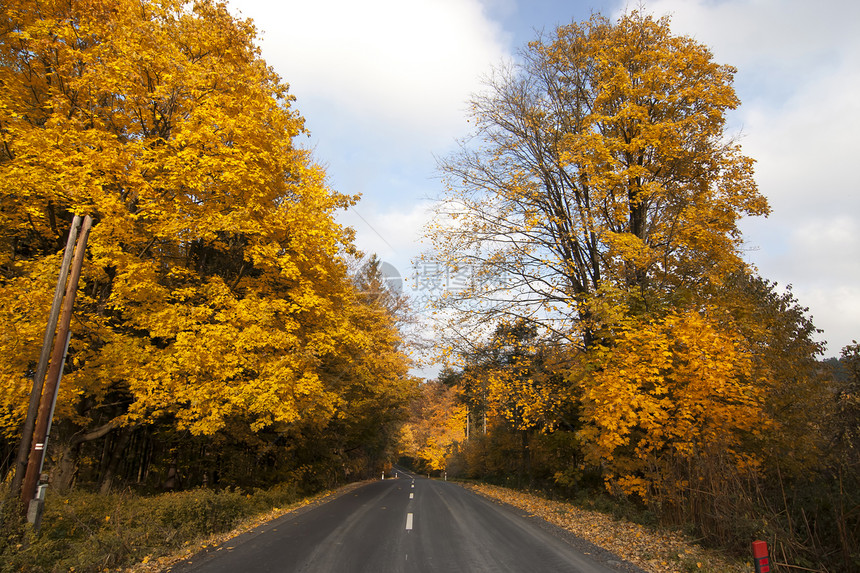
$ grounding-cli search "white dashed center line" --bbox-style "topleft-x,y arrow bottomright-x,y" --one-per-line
405,513 -> 413,530
410,493 -> 414,499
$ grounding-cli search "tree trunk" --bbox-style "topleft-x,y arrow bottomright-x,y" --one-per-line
53,442 -> 80,491
163,462 -> 179,490
521,429 -> 531,486
99,427 -> 133,494
50,420 -> 119,491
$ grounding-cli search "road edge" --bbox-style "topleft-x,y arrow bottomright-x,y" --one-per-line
457,482 -> 649,573
125,480 -> 376,573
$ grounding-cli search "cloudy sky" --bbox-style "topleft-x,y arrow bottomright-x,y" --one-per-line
228,0 -> 859,361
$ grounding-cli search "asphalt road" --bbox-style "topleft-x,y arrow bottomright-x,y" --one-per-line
169,469 -> 626,573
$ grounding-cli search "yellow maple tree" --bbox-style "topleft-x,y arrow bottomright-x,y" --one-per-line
577,307 -> 765,501
429,11 -> 768,348
0,0 -> 411,489
399,380 -> 466,473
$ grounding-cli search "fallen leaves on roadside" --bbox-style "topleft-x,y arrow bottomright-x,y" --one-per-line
463,483 -> 748,573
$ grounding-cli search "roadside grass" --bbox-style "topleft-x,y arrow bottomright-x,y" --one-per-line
0,482 -> 312,573
461,482 -> 751,573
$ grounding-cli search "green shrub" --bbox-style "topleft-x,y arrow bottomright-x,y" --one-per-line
0,481 -> 301,573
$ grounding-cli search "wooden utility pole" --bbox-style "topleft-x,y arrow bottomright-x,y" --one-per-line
20,215 -> 92,517
10,215 -> 82,499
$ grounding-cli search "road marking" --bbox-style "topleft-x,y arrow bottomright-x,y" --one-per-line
405,513 -> 413,530
410,493 -> 414,499
411,484 -> 414,488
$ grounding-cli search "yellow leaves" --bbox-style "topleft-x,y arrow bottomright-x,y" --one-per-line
402,381 -> 466,471
604,231 -> 654,274
429,10 -> 768,354
483,366 -> 558,431
578,307 -> 765,498
0,0 -> 414,454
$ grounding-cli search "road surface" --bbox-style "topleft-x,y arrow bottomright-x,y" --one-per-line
169,469 -> 631,572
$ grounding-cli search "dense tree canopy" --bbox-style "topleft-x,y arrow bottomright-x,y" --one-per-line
430,11 -> 768,348
0,0 -> 413,490
398,379 -> 465,473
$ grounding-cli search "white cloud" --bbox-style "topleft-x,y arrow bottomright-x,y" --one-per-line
793,285 -> 860,351
741,67 -> 860,215
793,217 -> 858,255
338,200 -> 435,274
639,0 -> 860,76
625,0 -> 860,353
229,0 -> 510,147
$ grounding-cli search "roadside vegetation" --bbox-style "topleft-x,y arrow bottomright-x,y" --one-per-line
463,482 -> 748,573
413,11 -> 860,573
409,341 -> 859,572
0,480 -> 376,573
0,482 -> 301,572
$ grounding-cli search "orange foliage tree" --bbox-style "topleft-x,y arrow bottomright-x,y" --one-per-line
577,308 -> 764,501
425,11 -> 847,565
0,0 -> 412,489
426,9 -> 831,516
399,380 -> 465,473
429,11 -> 768,348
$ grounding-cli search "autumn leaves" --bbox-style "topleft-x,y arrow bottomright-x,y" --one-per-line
426,11 -> 825,511
1,0 -> 412,489
0,3 -> 841,544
